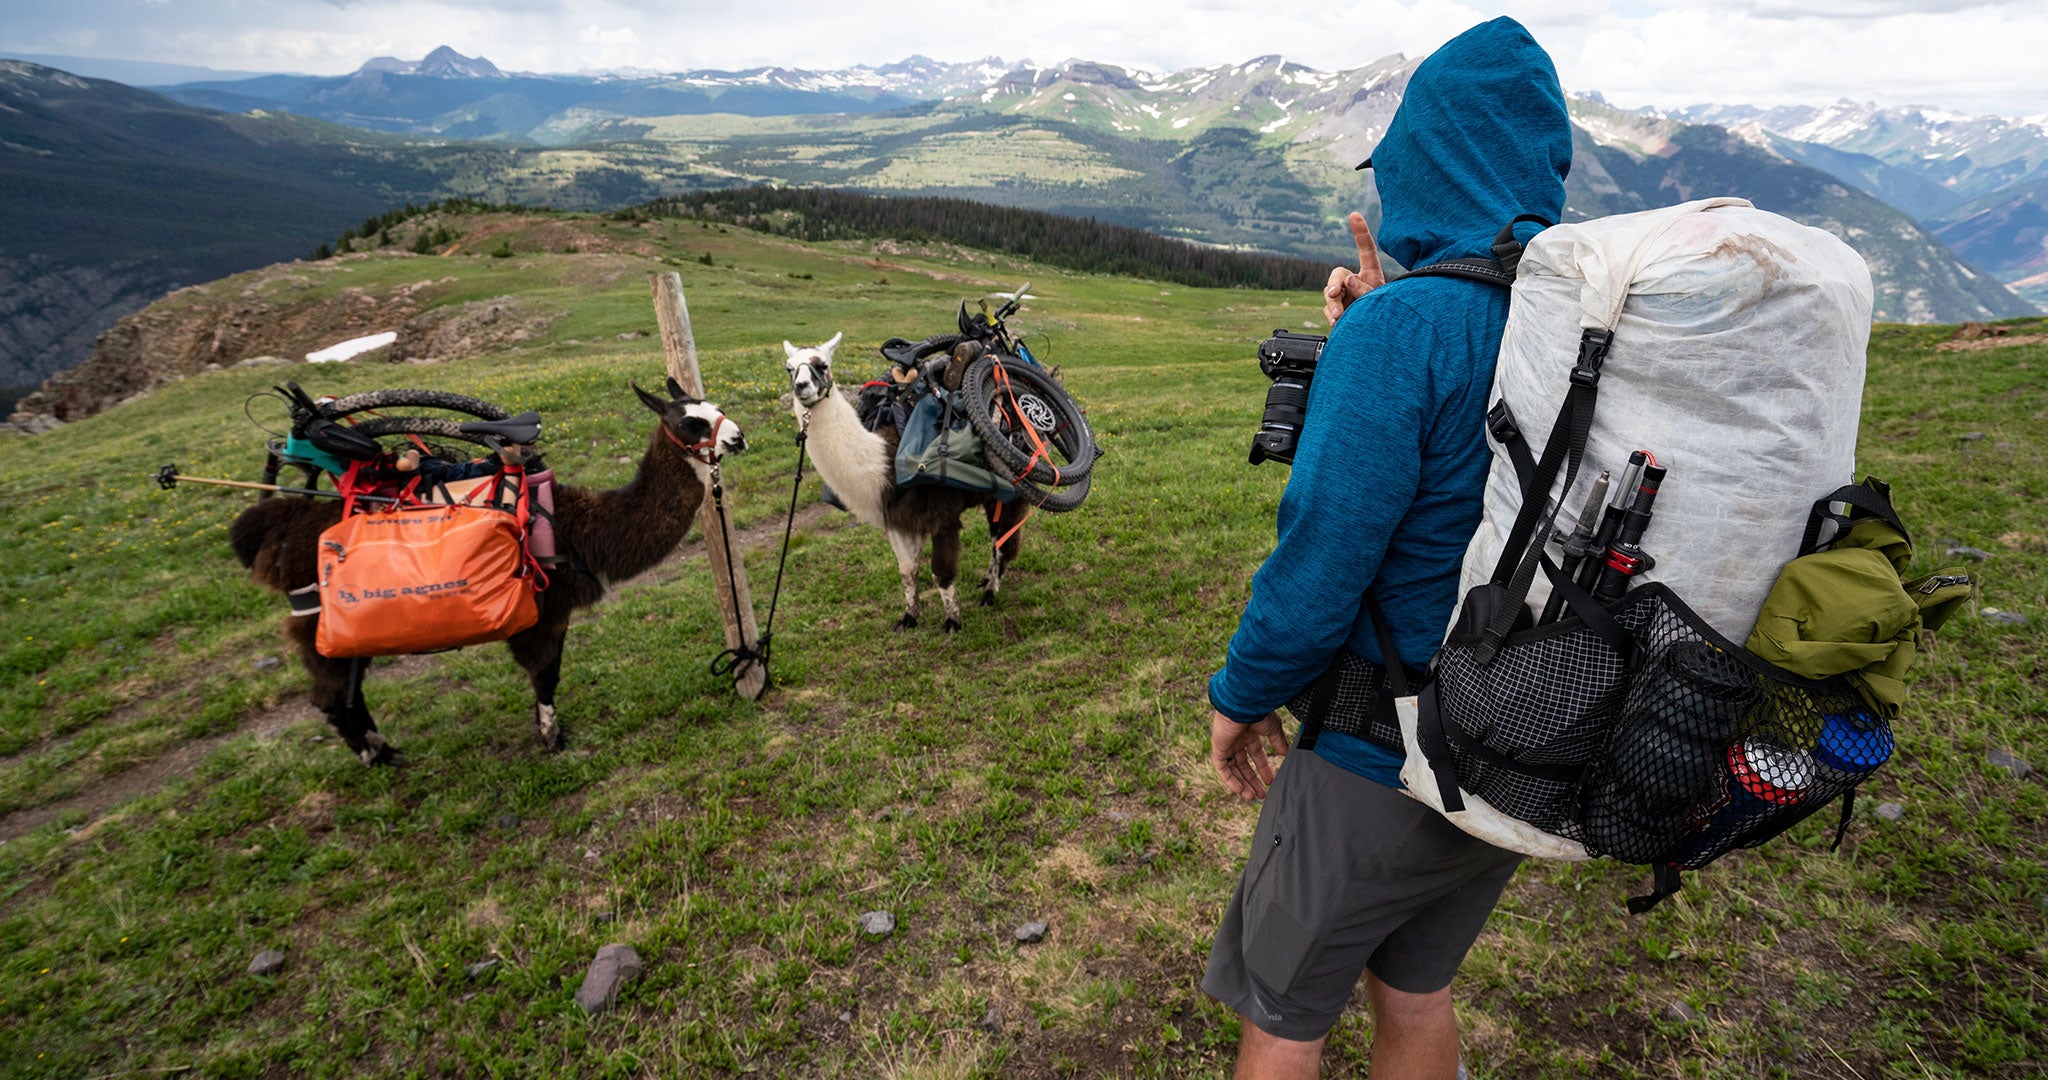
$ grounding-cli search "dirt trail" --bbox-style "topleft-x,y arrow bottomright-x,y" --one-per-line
0,701 -> 318,843
0,500 -> 842,844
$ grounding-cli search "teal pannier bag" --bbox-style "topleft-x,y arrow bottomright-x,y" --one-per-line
894,389 -> 1020,501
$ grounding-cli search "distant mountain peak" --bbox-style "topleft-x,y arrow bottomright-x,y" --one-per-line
355,46 -> 501,79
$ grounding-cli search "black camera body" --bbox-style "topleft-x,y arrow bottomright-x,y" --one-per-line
1249,329 -> 1327,466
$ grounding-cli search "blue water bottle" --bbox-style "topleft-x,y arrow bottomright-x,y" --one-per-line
1810,711 -> 1893,787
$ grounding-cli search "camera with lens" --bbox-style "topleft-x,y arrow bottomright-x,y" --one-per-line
1249,329 -> 1326,465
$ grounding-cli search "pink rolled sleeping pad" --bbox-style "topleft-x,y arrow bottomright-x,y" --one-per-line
524,469 -> 561,567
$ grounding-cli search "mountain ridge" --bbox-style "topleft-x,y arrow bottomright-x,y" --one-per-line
3,53 -> 2037,399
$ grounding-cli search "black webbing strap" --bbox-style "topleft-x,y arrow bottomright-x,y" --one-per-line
1413,683 -> 1464,813
1364,593 -> 1410,698
1365,592 -> 1470,813
1829,789 -> 1856,853
1487,401 -> 1537,491
1295,661 -> 1343,752
1477,327 -> 1615,664
1538,555 -> 1636,665
1800,479 -> 1907,556
287,583 -> 321,616
1627,864 -> 1684,915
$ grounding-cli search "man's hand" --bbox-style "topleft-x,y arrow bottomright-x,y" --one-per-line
1322,212 -> 1387,324
1211,710 -> 1290,801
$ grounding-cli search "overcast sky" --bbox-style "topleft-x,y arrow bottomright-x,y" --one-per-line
6,0 -> 2045,117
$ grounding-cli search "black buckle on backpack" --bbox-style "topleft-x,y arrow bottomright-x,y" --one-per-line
1570,329 -> 1613,388
1486,400 -> 1522,446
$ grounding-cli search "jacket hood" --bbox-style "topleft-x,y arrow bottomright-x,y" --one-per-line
1370,17 -> 1571,270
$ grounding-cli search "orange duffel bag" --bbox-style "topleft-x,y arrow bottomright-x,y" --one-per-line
315,500 -> 539,658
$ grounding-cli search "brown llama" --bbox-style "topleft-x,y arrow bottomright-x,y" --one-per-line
783,334 -> 1022,632
228,380 -> 748,765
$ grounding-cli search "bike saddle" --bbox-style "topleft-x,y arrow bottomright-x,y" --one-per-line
459,411 -> 542,444
879,337 -> 922,368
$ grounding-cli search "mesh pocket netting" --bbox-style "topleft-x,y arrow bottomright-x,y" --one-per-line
1432,583 -> 1893,866
1287,651 -> 1404,751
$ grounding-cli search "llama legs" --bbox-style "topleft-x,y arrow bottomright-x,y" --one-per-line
290,617 -> 397,766
509,624 -> 569,750
980,500 -> 1022,606
931,518 -> 963,633
887,529 -> 923,630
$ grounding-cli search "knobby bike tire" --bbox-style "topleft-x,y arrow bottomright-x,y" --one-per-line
959,355 -> 1097,485
324,389 -> 511,421
997,458 -> 1092,513
349,416 -> 504,447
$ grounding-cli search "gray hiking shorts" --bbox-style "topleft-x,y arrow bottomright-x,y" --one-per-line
1202,749 -> 1523,1042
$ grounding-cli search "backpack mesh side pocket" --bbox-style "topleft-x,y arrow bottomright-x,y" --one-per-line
1572,585 -> 1888,867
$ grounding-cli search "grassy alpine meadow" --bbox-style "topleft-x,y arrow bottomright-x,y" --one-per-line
0,217 -> 2043,1078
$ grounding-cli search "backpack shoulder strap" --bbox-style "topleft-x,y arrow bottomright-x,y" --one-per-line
1398,214 -> 1553,288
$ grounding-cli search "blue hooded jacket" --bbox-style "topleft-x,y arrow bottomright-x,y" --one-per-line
1208,18 -> 1572,787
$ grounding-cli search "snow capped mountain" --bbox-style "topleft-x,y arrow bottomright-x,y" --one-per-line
1666,99 -> 2048,203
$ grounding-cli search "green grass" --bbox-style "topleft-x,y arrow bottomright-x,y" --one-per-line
1,217 -> 2043,1078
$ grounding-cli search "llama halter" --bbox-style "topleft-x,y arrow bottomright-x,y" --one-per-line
663,413 -> 729,464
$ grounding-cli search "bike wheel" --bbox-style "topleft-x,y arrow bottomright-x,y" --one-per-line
960,355 -> 1097,485
1003,465 -> 1091,513
323,389 -> 511,421
349,416 -> 502,449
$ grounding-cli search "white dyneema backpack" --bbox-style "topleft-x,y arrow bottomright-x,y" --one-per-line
1374,199 -> 1892,911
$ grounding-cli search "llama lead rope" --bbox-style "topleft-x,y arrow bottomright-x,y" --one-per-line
707,415 -> 809,690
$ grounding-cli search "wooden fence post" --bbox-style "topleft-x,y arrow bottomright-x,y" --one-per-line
651,271 -> 768,700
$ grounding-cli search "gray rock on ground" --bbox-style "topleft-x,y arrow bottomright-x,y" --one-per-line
248,949 -> 287,977
1874,802 -> 1905,822
1664,1000 -> 1700,1024
1988,749 -> 2035,779
1945,545 -> 1992,561
466,958 -> 498,981
1013,920 -> 1048,944
859,911 -> 896,938
254,655 -> 283,671
1984,610 -> 2029,626
574,943 -> 642,1014
979,1007 -> 1003,1033
494,812 -> 520,833
6,413 -> 64,435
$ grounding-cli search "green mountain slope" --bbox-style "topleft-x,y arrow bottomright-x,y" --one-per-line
0,219 -> 2042,1078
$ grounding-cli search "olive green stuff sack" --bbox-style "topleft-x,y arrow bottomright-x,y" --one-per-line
1745,514 -> 1972,717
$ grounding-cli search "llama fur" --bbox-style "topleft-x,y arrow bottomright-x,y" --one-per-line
784,334 -> 1021,632
228,382 -> 747,765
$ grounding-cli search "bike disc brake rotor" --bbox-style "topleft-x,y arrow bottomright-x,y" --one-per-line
1014,393 -> 1059,435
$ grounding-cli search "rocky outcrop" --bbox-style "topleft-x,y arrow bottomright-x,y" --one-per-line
11,259 -> 554,425
388,296 -> 555,363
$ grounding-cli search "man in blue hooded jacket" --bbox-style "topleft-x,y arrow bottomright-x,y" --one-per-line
1202,18 -> 1572,1078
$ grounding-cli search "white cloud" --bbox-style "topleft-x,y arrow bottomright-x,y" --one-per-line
1,0 -> 2042,116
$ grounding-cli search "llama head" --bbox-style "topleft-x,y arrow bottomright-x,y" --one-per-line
782,332 -> 844,408
632,378 -> 749,460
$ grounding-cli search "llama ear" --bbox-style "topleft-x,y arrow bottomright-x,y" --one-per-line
783,341 -> 799,359
665,376 -> 692,401
630,381 -> 670,417
821,332 -> 843,359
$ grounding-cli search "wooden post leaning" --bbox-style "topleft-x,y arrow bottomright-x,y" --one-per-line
650,271 -> 768,700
